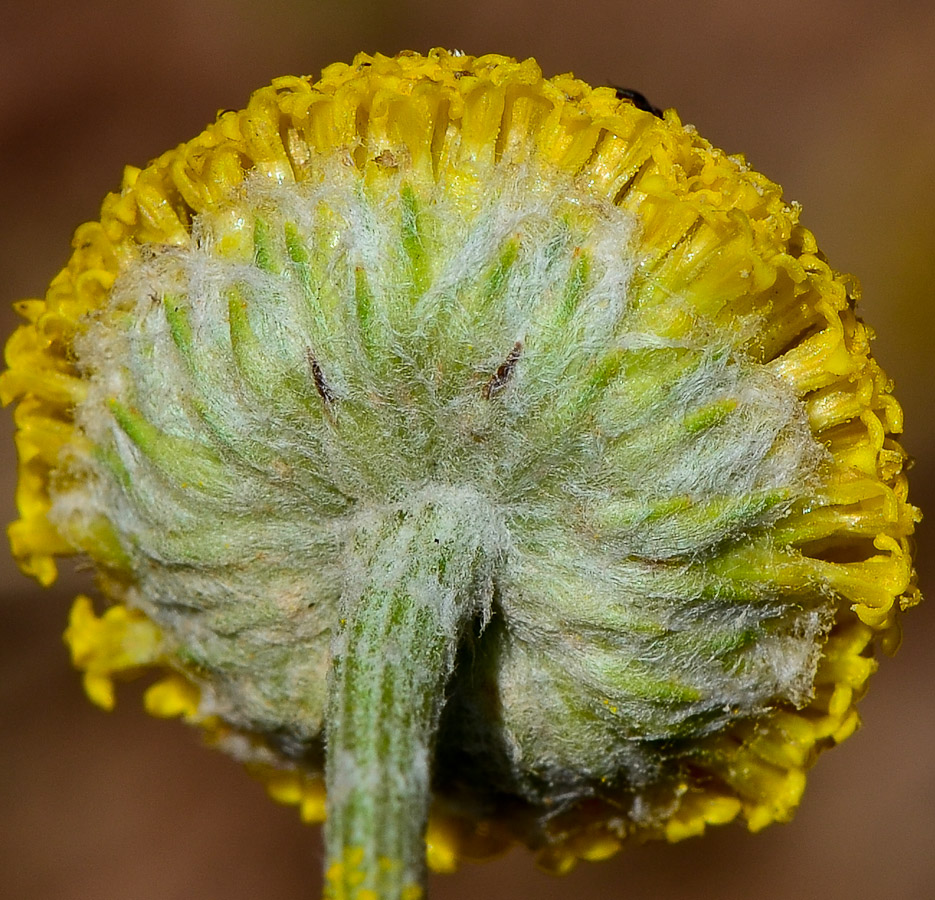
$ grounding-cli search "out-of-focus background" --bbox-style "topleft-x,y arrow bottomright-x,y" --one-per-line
2,2 -> 933,898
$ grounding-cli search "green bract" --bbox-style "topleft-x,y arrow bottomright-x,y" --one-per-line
64,164 -> 825,776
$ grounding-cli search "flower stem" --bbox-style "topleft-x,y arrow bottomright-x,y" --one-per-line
324,489 -> 504,900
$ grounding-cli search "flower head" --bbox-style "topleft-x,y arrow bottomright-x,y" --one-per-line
2,49 -> 920,898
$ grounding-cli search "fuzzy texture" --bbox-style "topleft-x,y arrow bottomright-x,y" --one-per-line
54,162 -> 828,795
1,50 -> 920,878
325,486 -> 507,899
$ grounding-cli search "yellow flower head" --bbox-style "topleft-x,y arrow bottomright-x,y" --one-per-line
2,50 -> 920,898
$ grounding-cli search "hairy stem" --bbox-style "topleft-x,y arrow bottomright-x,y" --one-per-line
324,488 -> 504,900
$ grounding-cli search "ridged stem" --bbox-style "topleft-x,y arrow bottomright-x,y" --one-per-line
324,489 -> 503,900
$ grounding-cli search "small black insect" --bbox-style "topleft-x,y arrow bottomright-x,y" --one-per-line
483,341 -> 523,400
610,86 -> 663,119
307,348 -> 336,409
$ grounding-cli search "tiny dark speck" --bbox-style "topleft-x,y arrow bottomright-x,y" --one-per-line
307,348 -> 336,408
483,341 -> 523,399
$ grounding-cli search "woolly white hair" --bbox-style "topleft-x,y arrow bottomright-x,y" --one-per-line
53,152 -> 829,805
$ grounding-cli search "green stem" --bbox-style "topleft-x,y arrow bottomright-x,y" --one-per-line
324,488 -> 504,900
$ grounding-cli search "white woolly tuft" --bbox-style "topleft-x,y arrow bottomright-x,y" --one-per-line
52,152 -> 832,802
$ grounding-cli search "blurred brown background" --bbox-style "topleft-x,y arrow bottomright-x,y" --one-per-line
2,1 -> 933,898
